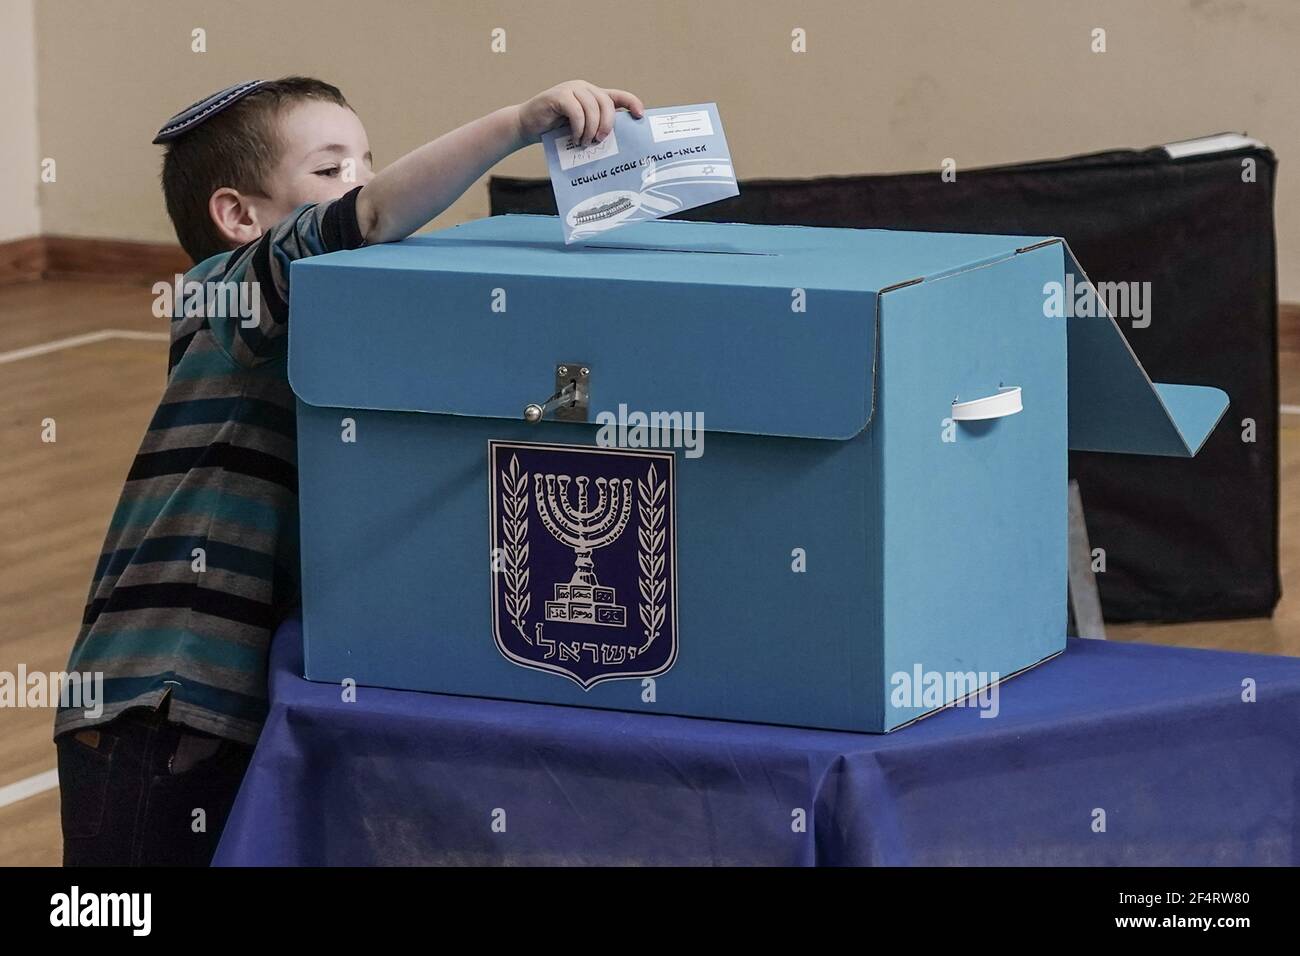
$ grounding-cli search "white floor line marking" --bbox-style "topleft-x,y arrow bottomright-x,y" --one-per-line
1281,404 -> 1300,416
0,769 -> 59,809
0,329 -> 169,365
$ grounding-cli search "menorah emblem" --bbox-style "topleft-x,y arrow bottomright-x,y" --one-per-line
534,473 -> 634,627
490,440 -> 678,689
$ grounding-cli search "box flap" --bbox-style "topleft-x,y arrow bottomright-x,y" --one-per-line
289,216 -> 1047,440
1058,242 -> 1229,456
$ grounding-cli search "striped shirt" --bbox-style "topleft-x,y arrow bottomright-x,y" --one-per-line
55,185 -> 366,746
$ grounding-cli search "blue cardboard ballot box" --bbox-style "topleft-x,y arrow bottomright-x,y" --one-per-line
288,215 -> 1228,732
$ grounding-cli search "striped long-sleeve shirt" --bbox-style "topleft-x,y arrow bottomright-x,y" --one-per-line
55,185 -> 366,746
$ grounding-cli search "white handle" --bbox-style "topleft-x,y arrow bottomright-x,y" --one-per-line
951,386 -> 1022,421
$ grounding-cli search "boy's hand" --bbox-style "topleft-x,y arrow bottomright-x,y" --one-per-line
515,80 -> 645,148
357,82 -> 644,245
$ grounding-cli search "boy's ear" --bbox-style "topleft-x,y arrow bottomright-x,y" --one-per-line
209,187 -> 263,248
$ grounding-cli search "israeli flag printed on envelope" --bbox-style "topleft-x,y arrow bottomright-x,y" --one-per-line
542,103 -> 739,243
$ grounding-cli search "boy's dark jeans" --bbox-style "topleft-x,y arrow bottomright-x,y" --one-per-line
55,698 -> 254,866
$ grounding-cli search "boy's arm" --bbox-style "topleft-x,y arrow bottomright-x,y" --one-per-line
355,80 -> 644,245
353,105 -> 522,246
206,80 -> 643,368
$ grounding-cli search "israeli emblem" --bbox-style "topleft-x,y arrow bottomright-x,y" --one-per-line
489,441 -> 677,688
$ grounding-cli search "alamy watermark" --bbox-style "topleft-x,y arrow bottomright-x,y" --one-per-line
152,274 -> 262,328
595,404 -> 704,458
0,666 -> 103,718
890,665 -> 1000,718
50,886 -> 150,936
1043,273 -> 1151,328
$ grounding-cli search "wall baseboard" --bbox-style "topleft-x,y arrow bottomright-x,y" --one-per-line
0,235 -> 191,285
0,237 -> 47,285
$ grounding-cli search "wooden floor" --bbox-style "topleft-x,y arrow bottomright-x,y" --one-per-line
2,279 -> 1298,866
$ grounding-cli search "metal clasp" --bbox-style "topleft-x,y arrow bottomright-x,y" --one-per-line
524,363 -> 590,424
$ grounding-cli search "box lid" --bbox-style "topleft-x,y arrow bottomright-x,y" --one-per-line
289,215 -> 1228,452
289,215 -> 1047,440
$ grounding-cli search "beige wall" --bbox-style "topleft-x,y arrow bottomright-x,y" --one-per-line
1,0 -> 40,241
29,0 -> 1300,297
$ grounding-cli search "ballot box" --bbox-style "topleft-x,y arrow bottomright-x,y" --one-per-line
288,215 -> 1227,731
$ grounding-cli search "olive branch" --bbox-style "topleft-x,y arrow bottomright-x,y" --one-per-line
637,463 -> 666,653
500,454 -> 531,642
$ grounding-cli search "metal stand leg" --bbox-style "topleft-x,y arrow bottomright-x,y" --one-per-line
1066,479 -> 1107,640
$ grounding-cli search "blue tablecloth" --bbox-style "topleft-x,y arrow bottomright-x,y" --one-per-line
214,616 -> 1300,865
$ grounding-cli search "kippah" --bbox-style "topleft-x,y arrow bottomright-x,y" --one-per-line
152,80 -> 268,144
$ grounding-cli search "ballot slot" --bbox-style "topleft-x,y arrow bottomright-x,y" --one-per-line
580,244 -> 777,256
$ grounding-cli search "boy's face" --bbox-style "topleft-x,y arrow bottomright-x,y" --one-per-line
212,99 -> 374,248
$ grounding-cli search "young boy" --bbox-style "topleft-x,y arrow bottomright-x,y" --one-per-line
54,76 -> 645,866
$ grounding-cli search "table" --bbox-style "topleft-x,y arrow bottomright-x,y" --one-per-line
214,616 -> 1300,865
